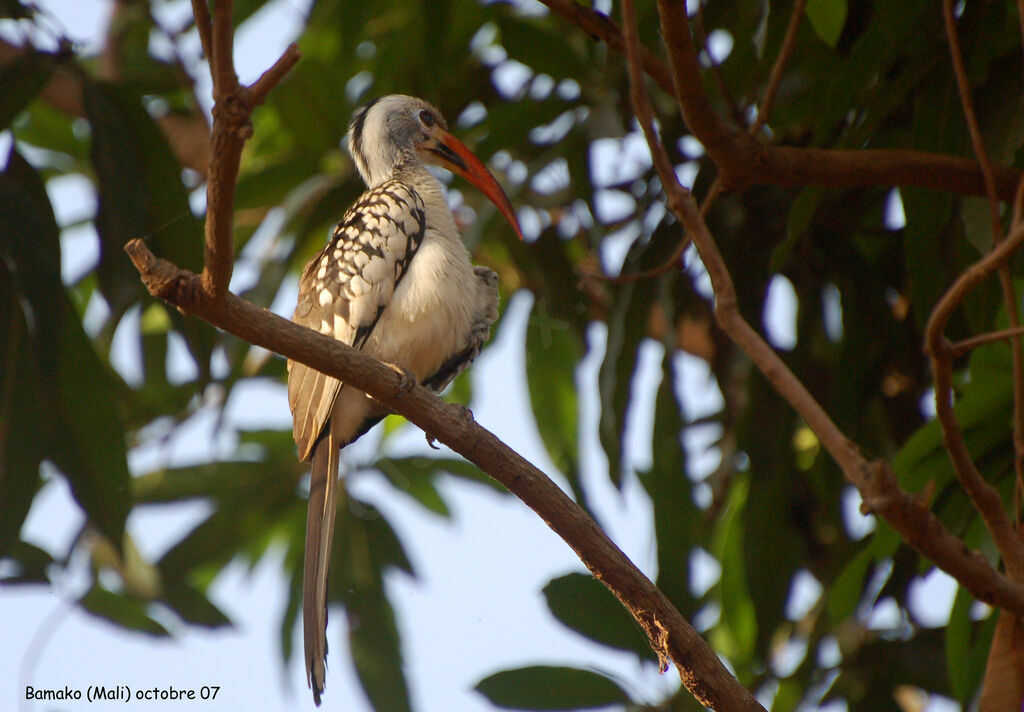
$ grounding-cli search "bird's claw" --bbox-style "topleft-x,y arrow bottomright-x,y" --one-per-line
458,405 -> 474,422
425,433 -> 440,450
385,362 -> 416,395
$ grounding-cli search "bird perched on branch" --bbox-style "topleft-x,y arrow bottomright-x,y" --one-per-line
287,94 -> 523,705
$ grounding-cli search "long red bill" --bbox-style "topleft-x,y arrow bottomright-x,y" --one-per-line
429,130 -> 525,241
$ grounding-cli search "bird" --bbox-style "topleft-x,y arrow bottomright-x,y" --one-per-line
286,94 -> 523,705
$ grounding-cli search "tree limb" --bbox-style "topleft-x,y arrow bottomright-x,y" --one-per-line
123,3 -> 763,708
535,0 -> 1021,200
124,237 -> 761,712
624,0 -> 1024,617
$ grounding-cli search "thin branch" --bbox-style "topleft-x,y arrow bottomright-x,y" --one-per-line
951,326 -> 1024,359
692,4 -> 746,128
245,43 -> 300,106
539,0 -> 675,95
196,0 -> 273,301
190,0 -> 213,64
749,0 -> 806,136
629,0 -> 1024,616
209,0 -> 238,99
124,238 -> 762,712
938,0 -> 1024,569
925,232 -> 1024,581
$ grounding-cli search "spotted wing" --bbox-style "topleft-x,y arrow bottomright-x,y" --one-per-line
287,180 -> 426,460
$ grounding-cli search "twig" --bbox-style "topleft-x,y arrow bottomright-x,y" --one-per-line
191,1 -> 298,301
628,0 -> 1024,617
937,0 -> 1024,568
692,4 -> 746,127
931,224 -> 1024,579
246,43 -> 300,106
124,238 -> 763,712
749,0 -> 806,136
539,0 -> 675,95
190,0 -> 213,63
602,178 -> 723,284
951,326 -> 1024,359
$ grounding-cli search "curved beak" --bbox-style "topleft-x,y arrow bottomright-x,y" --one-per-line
423,129 -> 524,241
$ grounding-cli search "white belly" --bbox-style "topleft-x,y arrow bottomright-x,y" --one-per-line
328,231 -> 477,443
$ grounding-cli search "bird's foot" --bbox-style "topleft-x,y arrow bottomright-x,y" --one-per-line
384,361 -> 417,395
458,404 -> 475,422
424,432 -> 440,450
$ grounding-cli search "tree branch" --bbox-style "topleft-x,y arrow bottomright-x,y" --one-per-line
749,0 -> 806,136
624,0 -> 1024,617
534,0 -> 1022,200
539,0 -> 675,95
123,4 -> 763,708
933,0 -> 1024,577
125,238 -> 760,712
190,0 -> 298,301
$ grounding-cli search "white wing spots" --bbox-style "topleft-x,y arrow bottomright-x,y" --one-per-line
361,255 -> 390,286
299,180 -> 426,356
333,312 -> 349,339
349,274 -> 370,297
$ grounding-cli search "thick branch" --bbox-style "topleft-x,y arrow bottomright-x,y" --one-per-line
197,0 -> 241,299
623,0 -> 1024,617
192,0 -> 298,302
124,239 -> 756,712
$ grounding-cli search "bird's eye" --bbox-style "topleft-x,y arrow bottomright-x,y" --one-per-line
418,110 -> 435,128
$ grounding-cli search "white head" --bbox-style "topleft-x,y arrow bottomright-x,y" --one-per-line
345,95 -> 524,240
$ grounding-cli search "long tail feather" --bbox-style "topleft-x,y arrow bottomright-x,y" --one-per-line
303,433 -> 340,706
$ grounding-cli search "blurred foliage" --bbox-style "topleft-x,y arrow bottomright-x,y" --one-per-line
2,0 -> 1024,709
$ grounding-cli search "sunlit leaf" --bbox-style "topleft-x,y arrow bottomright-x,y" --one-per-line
805,0 -> 847,48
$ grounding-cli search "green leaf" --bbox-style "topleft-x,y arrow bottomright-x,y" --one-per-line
525,298 -> 581,482
475,666 -> 631,710
945,586 -> 996,703
641,338 -> 697,612
543,573 -> 656,661
0,540 -> 54,584
160,579 -> 232,629
83,80 -> 204,321
374,457 -> 451,516
0,147 -> 131,548
0,264 -> 46,555
347,592 -> 412,712
805,0 -> 847,48
0,50 -> 53,131
711,475 -> 757,660
80,585 -> 170,637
